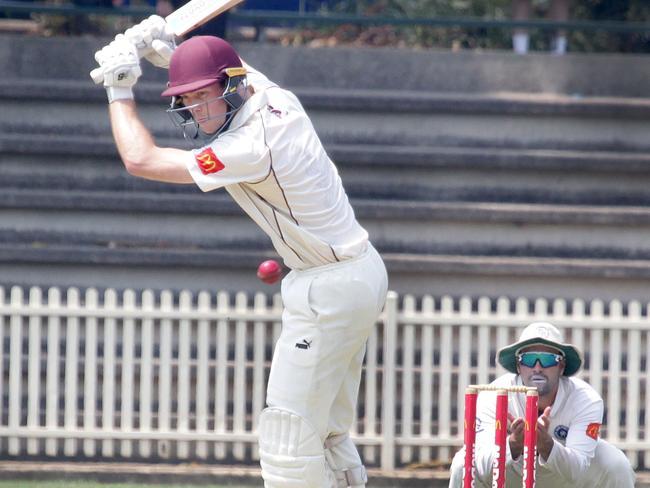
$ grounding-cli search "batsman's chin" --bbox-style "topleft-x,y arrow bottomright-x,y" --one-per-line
198,119 -> 225,135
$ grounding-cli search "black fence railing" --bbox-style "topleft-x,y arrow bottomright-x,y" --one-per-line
229,9 -> 650,34
1,1 -> 648,37
0,0 -> 155,17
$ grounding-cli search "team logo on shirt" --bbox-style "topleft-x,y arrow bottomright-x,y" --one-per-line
554,425 -> 569,440
195,148 -> 225,175
267,104 -> 284,118
586,422 -> 601,440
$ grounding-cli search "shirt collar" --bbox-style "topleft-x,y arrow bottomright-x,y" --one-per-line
224,86 -> 272,133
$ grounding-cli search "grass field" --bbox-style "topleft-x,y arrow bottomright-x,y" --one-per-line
0,483 -> 256,488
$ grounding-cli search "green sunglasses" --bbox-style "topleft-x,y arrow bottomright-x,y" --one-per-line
517,351 -> 564,368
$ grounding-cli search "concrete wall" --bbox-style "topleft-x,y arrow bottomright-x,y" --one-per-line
2,34 -> 650,96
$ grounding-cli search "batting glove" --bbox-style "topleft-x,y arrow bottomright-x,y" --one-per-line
94,34 -> 142,103
124,15 -> 175,69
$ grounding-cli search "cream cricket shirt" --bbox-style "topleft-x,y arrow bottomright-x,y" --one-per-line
473,373 -> 603,485
186,66 -> 368,270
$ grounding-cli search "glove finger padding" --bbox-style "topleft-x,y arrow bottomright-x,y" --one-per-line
95,33 -> 132,65
125,15 -> 174,62
144,38 -> 175,68
142,15 -> 172,41
99,35 -> 142,88
94,41 -> 113,66
124,24 -> 154,53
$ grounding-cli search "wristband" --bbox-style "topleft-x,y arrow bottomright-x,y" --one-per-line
106,86 -> 134,103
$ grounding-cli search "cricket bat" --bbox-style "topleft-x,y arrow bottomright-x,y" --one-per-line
91,0 -> 244,83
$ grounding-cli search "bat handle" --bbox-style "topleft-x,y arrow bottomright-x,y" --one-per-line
90,66 -> 104,84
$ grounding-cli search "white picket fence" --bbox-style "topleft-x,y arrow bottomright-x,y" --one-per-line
0,286 -> 648,472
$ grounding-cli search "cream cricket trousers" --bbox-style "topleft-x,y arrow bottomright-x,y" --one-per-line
448,438 -> 636,488
266,243 -> 388,441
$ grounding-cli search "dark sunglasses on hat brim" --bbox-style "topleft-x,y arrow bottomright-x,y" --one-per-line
517,351 -> 564,368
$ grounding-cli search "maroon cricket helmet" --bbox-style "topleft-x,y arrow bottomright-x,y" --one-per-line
161,36 -> 243,97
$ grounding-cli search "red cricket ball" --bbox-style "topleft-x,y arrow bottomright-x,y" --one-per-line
257,259 -> 282,284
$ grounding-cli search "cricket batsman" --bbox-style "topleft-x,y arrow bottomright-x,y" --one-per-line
448,322 -> 635,487
91,17 -> 388,488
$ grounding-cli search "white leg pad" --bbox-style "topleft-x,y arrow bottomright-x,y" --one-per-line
324,433 -> 368,488
258,407 -> 336,488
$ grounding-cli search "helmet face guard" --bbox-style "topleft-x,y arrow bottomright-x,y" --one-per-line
166,68 -> 248,145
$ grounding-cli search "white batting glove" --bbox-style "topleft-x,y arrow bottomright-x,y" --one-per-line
124,15 -> 175,68
145,38 -> 175,69
93,34 -> 142,103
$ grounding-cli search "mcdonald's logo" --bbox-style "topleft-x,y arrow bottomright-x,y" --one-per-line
195,147 -> 225,175
586,422 -> 601,440
464,419 -> 476,430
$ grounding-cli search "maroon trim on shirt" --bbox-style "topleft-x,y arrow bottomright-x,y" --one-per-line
251,106 -> 298,226
238,184 -> 306,265
254,111 -> 305,264
330,247 -> 340,262
246,111 -> 273,185
271,205 -> 304,264
270,166 -> 298,226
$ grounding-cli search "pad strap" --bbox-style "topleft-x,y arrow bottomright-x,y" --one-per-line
324,433 -> 368,487
333,465 -> 367,487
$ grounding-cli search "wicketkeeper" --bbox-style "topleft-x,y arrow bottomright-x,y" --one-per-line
448,322 -> 635,488
91,17 -> 388,488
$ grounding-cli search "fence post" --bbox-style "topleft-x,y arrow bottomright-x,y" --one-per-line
45,287 -> 61,457
0,287 -> 4,455
121,289 -> 136,458
139,290 -> 155,459
400,295 -> 415,464
381,290 -> 398,471
607,300 -> 623,443
439,296 -> 454,461
64,288 -> 80,456
158,290 -> 173,459
177,290 -> 193,459
8,286 -> 23,455
626,300 -> 641,468
27,287 -> 42,455
102,288 -> 117,458
195,291 -> 212,460
83,288 -> 99,457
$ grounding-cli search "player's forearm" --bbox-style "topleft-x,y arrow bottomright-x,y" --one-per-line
509,437 -> 523,460
537,434 -> 554,461
109,99 -> 158,173
109,100 -> 194,184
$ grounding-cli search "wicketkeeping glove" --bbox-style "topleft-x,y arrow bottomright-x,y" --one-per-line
93,34 -> 142,103
124,15 -> 175,68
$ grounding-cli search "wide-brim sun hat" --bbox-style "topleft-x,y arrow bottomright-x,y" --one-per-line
497,322 -> 583,376
161,36 -> 243,97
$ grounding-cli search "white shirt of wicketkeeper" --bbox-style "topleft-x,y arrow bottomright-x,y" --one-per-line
509,345 -> 565,462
